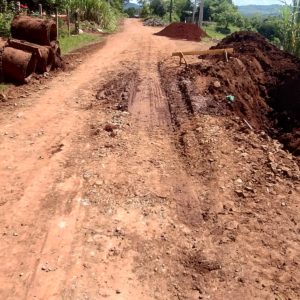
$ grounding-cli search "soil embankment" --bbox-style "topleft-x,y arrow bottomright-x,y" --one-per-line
174,31 -> 300,154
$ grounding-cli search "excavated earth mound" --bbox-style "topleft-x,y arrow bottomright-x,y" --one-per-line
179,31 -> 300,154
155,22 -> 208,41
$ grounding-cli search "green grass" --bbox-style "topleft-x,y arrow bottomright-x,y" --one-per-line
0,83 -> 12,93
59,33 -> 103,54
203,23 -> 240,40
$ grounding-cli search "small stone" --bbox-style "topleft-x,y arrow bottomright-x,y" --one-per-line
104,123 -> 118,132
261,145 -> 268,150
41,266 -> 48,271
0,93 -> 8,102
280,166 -> 292,178
269,162 -> 277,173
225,221 -> 239,230
116,289 -> 121,294
213,81 -> 221,88
235,178 -> 243,185
245,186 -> 254,192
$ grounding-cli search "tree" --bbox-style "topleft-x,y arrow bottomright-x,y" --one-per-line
125,7 -> 138,17
210,0 -> 241,29
140,1 -> 150,17
150,0 -> 166,17
280,1 -> 300,56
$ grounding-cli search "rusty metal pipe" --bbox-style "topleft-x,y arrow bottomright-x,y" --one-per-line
2,47 -> 37,83
11,16 -> 57,46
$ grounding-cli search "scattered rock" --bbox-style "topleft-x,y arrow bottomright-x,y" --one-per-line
104,123 -> 118,132
0,93 -> 8,102
235,178 -> 243,185
280,166 -> 292,178
225,220 -> 239,230
235,190 -> 246,198
213,81 -> 221,88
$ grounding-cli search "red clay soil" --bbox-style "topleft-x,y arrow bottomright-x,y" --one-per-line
180,31 -> 300,154
155,22 -> 208,41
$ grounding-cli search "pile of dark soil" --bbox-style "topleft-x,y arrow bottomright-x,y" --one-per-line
181,31 -> 300,154
155,22 -> 208,41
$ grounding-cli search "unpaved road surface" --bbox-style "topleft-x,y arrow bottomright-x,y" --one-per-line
0,19 -> 299,300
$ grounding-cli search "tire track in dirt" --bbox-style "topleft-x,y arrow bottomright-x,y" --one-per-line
0,20 -> 211,299
56,37 -> 215,300
0,21 -> 139,299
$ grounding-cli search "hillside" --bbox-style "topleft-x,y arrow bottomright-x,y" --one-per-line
238,4 -> 282,16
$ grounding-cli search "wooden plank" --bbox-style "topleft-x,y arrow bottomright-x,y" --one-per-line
172,48 -> 234,57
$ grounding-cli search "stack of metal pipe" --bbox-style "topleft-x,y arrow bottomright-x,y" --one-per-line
0,15 -> 63,84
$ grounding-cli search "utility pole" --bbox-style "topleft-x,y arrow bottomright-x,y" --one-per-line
38,4 -> 42,16
169,0 -> 173,23
67,8 -> 70,36
55,8 -> 59,39
198,0 -> 204,27
192,0 -> 197,23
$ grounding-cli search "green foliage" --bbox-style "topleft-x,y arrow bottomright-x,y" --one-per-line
150,0 -> 166,17
7,0 -> 123,31
0,11 -> 13,36
203,22 -> 240,39
240,2 -> 300,57
256,17 -> 282,41
140,2 -> 151,17
203,23 -> 227,39
0,83 -> 12,93
0,0 -> 16,37
280,2 -> 300,56
162,10 -> 180,22
172,0 -> 193,21
125,7 -> 138,17
209,0 -> 242,29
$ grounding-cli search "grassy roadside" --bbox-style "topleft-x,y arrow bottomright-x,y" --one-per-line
59,33 -> 103,55
203,23 -> 240,40
0,83 -> 11,93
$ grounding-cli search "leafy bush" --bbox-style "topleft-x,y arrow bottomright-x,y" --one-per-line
150,0 -> 166,17
140,3 -> 151,18
125,7 -> 138,18
0,12 -> 13,37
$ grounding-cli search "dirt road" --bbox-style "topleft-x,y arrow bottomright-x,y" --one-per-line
0,19 -> 299,300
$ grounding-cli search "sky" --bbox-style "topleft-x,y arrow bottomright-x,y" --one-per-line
233,0 -> 286,4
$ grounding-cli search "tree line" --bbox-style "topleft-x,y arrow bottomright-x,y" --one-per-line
1,0 -> 299,57
127,0 -> 299,57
